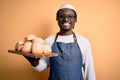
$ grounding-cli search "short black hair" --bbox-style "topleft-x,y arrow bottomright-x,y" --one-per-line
56,9 -> 77,22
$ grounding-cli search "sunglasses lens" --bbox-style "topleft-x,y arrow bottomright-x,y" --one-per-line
58,14 -> 75,19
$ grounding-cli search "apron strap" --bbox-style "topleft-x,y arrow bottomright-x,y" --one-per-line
54,32 -> 77,42
54,33 -> 59,42
73,32 -> 77,42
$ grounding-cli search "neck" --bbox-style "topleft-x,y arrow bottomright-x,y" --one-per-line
58,30 -> 73,36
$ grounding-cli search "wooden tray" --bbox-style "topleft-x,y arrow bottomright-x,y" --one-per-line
8,50 -> 58,58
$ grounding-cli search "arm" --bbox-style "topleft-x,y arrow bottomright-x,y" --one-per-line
83,42 -> 96,80
23,35 -> 54,71
24,56 -> 40,67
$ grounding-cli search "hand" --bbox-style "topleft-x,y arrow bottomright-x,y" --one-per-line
42,52 -> 58,58
24,56 -> 40,67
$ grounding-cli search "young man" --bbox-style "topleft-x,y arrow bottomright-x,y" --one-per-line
26,4 -> 96,80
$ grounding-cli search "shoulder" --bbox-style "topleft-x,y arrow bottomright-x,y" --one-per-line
75,33 -> 90,44
75,33 -> 91,53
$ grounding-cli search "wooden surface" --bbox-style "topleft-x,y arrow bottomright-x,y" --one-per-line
8,50 -> 58,58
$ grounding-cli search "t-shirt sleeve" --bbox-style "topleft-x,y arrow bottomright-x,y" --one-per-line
82,41 -> 96,80
32,58 -> 49,72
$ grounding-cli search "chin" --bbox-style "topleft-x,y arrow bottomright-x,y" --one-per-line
61,27 -> 71,32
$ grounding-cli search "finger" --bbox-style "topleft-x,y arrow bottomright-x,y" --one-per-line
44,53 -> 58,57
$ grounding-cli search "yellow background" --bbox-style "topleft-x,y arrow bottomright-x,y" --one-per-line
0,0 -> 120,80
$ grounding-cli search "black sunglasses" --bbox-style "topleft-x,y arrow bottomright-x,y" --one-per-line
58,14 -> 76,19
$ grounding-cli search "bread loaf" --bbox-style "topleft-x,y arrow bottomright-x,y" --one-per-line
32,37 -> 44,44
43,44 -> 52,53
32,43 -> 43,54
22,41 -> 32,53
25,34 -> 36,41
15,41 -> 24,51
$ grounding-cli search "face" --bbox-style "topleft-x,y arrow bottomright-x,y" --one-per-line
57,8 -> 76,32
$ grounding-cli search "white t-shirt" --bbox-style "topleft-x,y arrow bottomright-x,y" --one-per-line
33,33 -> 96,80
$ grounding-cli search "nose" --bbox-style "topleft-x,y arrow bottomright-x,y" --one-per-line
63,17 -> 69,21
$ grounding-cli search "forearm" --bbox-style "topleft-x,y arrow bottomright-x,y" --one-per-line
24,56 -> 48,71
32,57 -> 49,71
83,42 -> 96,80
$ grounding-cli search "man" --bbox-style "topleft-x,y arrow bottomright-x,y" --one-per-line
25,4 -> 96,80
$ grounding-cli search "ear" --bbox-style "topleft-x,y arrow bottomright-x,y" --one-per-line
75,19 -> 77,22
56,17 -> 58,21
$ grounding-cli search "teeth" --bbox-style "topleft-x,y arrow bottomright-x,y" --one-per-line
63,23 -> 69,26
